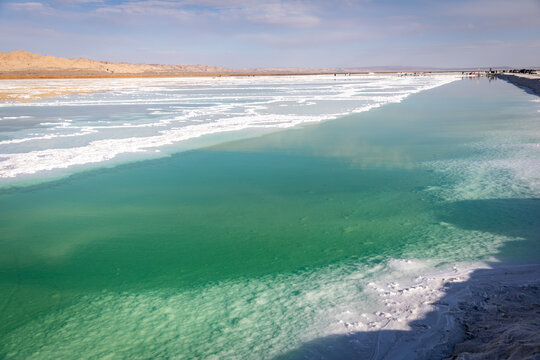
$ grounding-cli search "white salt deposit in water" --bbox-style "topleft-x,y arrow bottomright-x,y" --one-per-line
0,258 -> 486,359
0,75 -> 458,182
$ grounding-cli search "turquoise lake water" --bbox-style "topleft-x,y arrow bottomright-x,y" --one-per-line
0,76 -> 538,358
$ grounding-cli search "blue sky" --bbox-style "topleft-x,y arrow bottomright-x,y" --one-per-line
1,0 -> 539,68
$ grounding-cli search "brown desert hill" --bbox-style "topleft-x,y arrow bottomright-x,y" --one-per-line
0,50 -> 233,76
1,50 -> 490,80
0,50 -> 374,78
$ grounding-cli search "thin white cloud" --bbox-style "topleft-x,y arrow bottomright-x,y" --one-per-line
238,2 -> 321,28
239,29 -> 380,48
444,0 -> 540,28
91,0 -> 322,28
92,1 -> 195,25
54,0 -> 104,4
7,1 -> 48,12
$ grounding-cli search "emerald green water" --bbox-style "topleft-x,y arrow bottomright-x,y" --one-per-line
0,78 -> 539,358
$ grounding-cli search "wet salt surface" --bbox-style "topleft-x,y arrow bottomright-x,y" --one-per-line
0,74 -> 458,183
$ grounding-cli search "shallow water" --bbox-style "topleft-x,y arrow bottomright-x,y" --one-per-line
0,76 -> 538,359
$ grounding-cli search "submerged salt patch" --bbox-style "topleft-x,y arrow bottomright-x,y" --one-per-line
424,141 -> 540,201
0,258 -> 487,359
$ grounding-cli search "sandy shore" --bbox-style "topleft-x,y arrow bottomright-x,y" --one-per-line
0,73 -> 314,102
0,73 -> 356,102
0,72 -> 361,80
0,87 -> 96,102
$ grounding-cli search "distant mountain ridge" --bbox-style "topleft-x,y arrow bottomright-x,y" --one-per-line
0,50 -> 233,75
0,51 -> 361,76
0,50 -> 517,77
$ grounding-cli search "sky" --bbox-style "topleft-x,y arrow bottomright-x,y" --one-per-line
0,0 -> 539,68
